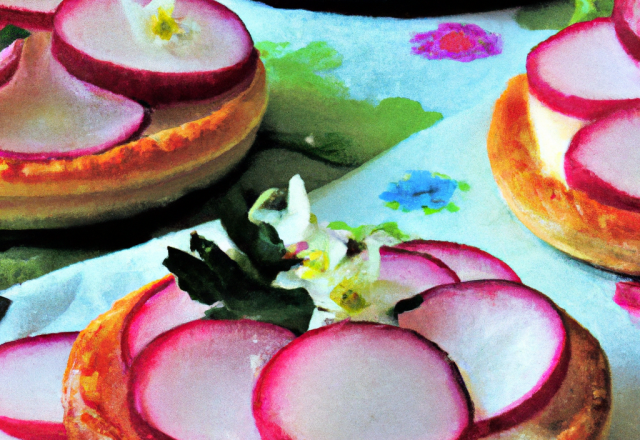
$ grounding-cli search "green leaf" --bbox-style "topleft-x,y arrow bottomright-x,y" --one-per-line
516,0 -> 612,31
385,201 -> 400,210
327,221 -> 409,242
162,247 -> 223,305
422,206 -> 445,215
0,25 -> 29,51
217,190 -> 300,279
204,306 -> 242,320
166,230 -> 314,334
0,296 -> 11,323
256,40 -> 443,165
457,181 -> 471,192
445,202 -> 460,213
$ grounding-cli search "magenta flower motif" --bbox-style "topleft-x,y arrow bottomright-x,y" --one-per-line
411,23 -> 502,62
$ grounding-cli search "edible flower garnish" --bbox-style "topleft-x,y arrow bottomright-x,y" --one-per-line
121,0 -> 197,46
164,175 -> 412,333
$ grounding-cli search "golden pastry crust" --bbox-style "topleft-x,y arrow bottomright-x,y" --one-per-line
0,61 -> 268,229
63,273 -> 611,440
488,74 -> 640,275
62,275 -> 174,440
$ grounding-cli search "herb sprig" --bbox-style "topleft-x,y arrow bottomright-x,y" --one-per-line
163,194 -> 314,335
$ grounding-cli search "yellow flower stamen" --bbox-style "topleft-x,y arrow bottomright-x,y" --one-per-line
330,277 -> 369,315
299,250 -> 330,280
149,7 -> 182,40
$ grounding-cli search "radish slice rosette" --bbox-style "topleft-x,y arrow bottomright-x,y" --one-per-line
129,320 -> 295,440
378,245 -> 460,289
0,0 -> 62,31
0,332 -> 78,440
0,31 -> 145,160
527,18 -> 640,120
121,276 -> 209,366
399,280 -> 569,436
52,0 -> 258,105
253,321 -> 474,440
394,240 -> 521,282
565,107 -> 640,212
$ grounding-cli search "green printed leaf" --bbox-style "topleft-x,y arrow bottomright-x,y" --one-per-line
256,40 -> 443,165
516,0 -> 612,31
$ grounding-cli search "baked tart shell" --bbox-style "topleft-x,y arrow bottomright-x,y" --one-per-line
0,61 -> 268,229
488,74 -> 640,276
62,273 -> 611,440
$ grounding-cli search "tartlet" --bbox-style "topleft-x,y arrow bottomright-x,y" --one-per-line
0,60 -> 267,229
488,74 -> 640,275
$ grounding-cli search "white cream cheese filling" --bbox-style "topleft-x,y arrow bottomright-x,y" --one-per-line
527,92 -> 588,185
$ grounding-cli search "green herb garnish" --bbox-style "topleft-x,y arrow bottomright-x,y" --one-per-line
163,194 -> 315,335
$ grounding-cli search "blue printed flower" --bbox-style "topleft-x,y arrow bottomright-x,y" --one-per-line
380,171 -> 466,214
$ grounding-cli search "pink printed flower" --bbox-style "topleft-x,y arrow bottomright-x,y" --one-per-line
411,22 -> 502,62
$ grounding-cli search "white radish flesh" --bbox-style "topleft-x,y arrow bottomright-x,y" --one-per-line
0,332 -> 78,440
253,321 -> 474,440
565,107 -> 640,212
526,18 -> 640,119
122,276 -> 209,366
394,240 -> 521,282
0,32 -> 145,159
52,0 -> 257,105
129,320 -> 295,440
378,245 -> 460,292
399,280 -> 568,436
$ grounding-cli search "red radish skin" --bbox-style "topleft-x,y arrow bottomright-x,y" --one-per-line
0,40 -> 23,90
0,32 -> 145,160
253,321 -> 474,440
613,0 -> 640,60
398,280 -> 570,437
394,240 -> 521,282
0,0 -> 61,31
52,0 -> 258,105
565,108 -> 640,213
0,332 -> 78,440
129,320 -> 295,440
121,276 -> 209,367
527,18 -> 640,120
379,245 -> 460,291
614,281 -> 640,317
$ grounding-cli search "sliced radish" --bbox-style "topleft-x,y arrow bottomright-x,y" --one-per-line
0,332 -> 78,440
0,31 -> 145,159
565,107 -> 640,212
121,276 -> 209,366
0,39 -> 23,89
613,0 -> 640,60
253,321 -> 473,440
614,281 -> 640,317
398,280 -> 569,436
378,245 -> 460,292
0,0 -> 61,31
52,0 -> 258,105
129,320 -> 295,440
527,18 -> 640,120
394,240 -> 521,282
